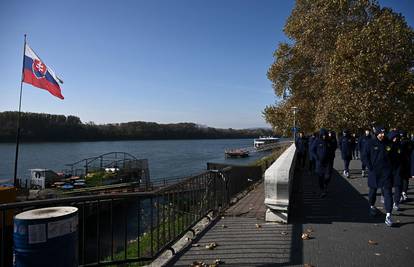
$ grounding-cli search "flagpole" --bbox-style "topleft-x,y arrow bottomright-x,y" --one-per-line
13,34 -> 27,187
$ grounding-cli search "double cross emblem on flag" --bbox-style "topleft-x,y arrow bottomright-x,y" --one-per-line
23,43 -> 64,99
33,59 -> 47,78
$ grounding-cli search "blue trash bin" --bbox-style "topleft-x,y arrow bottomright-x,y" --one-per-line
13,206 -> 78,267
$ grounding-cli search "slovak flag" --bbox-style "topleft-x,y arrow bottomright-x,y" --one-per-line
23,43 -> 64,99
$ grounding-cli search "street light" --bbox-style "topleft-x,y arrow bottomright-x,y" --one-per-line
291,106 -> 298,140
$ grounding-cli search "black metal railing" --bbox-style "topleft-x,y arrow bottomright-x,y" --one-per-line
0,164 -> 264,267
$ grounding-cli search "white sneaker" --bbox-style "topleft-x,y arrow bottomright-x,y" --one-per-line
343,170 -> 347,177
361,170 -> 365,177
393,203 -> 400,211
385,215 -> 393,227
402,192 -> 408,201
346,171 -> 350,178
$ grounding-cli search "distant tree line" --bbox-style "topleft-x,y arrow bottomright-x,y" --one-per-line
0,111 -> 273,142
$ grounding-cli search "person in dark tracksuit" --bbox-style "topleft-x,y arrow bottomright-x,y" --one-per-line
295,132 -> 307,168
411,147 -> 414,194
351,133 -> 358,159
327,130 -> 337,180
388,131 -> 403,210
364,126 -> 394,227
308,133 -> 317,173
311,129 -> 332,198
340,130 -> 353,178
400,131 -> 413,202
358,129 -> 371,177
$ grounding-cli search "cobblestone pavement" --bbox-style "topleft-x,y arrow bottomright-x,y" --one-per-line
169,151 -> 414,267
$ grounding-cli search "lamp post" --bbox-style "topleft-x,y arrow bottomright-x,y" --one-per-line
292,106 -> 298,140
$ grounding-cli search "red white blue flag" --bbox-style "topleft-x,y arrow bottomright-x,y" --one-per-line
23,43 -> 64,99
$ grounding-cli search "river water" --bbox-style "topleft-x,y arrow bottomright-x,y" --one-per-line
0,139 -> 271,184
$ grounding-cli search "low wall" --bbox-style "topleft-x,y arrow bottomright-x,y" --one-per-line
264,143 -> 296,223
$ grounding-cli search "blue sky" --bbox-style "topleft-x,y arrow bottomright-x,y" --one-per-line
0,0 -> 413,129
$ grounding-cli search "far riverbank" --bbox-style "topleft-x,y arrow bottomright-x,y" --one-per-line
0,138 -> 273,184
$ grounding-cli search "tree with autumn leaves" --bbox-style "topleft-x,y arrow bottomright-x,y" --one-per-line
264,0 -> 414,135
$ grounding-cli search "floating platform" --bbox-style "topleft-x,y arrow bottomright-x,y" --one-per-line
225,149 -> 249,158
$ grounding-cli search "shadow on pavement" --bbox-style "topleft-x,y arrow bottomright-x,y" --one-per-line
290,166 -> 384,225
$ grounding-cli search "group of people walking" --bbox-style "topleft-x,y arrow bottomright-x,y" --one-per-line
295,126 -> 414,227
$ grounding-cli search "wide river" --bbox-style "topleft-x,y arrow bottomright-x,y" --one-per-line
0,139 -> 271,185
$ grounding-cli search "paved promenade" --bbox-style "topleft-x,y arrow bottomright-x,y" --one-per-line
169,151 -> 414,267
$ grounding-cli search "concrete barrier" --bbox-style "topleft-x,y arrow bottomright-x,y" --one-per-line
264,143 -> 296,223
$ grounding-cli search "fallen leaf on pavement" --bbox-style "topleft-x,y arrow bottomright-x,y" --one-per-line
301,233 -> 311,240
281,231 -> 288,235
191,261 -> 206,267
368,240 -> 378,245
255,224 -> 262,228
205,242 -> 218,250
192,243 -> 200,247
221,225 -> 227,228
375,253 -> 381,256
215,259 -> 224,264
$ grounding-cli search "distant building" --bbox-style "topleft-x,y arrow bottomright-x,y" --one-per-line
19,169 -> 60,189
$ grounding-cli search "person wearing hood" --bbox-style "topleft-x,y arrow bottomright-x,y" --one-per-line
295,131 -> 308,168
308,132 -> 318,173
327,130 -> 338,180
412,145 -> 414,187
388,130 -> 403,211
311,128 -> 333,197
340,130 -> 353,178
364,126 -> 394,227
351,133 -> 359,159
358,129 -> 372,177
399,130 -> 413,202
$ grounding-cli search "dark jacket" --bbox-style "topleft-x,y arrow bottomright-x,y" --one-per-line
358,134 -> 371,163
353,136 -> 359,150
295,136 -> 307,155
308,136 -> 316,160
328,133 -> 337,161
389,140 -> 403,186
340,135 -> 353,160
311,129 -> 332,175
364,137 -> 393,188
411,148 -> 414,177
401,139 -> 413,179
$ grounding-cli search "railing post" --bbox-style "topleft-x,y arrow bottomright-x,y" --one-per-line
148,197 -> 153,257
124,200 -> 128,261
96,200 -> 100,264
137,198 -> 141,259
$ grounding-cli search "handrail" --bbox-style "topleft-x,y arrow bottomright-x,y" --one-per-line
65,152 -> 138,167
0,153 -> 281,267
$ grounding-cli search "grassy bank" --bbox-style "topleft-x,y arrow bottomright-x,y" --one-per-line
105,208 -> 186,266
